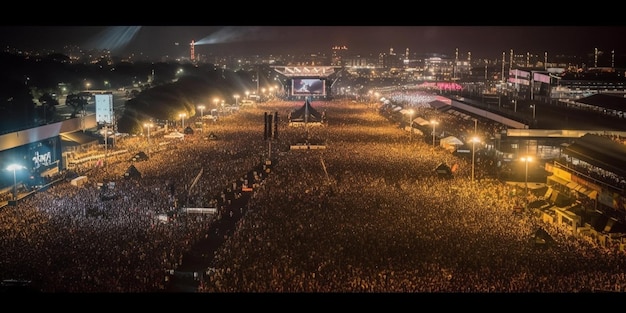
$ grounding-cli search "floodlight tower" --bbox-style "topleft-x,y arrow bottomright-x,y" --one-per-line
454,48 -> 459,80
501,51 -> 506,83
612,50 -> 615,68
190,40 -> 195,61
467,51 -> 472,76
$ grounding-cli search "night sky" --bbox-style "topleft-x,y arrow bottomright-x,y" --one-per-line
1,26 -> 626,61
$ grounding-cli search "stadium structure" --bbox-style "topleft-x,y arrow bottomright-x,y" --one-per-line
0,93 -> 112,197
271,66 -> 342,101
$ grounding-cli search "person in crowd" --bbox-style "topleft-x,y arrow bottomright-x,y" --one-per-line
1,94 -> 625,293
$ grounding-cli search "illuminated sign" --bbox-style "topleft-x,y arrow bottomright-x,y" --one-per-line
95,94 -> 114,124
32,151 -> 52,170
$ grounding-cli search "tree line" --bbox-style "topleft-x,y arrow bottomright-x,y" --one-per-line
0,51 -> 259,134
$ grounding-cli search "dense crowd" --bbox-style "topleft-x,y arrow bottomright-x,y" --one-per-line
1,95 -> 626,293
0,114 -> 265,292
201,99 -> 626,293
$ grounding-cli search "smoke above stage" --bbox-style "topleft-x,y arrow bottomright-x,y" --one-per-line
193,26 -> 264,46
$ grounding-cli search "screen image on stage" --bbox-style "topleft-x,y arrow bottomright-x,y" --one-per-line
291,78 -> 326,96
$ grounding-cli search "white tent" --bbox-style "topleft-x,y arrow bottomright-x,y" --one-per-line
440,136 -> 464,146
413,117 -> 431,126
71,175 -> 88,187
164,131 -> 185,139
440,136 -> 464,152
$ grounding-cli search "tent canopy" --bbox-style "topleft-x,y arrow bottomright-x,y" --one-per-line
434,162 -> 453,178
164,131 -> 185,139
61,131 -> 100,146
123,165 -> 141,179
413,117 -> 431,126
440,136 -> 464,146
130,151 -> 149,162
289,97 -> 323,123
429,100 -> 451,110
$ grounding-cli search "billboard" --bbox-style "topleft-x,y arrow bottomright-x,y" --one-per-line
508,69 -> 530,86
291,78 -> 326,96
533,72 -> 551,84
509,69 -> 530,79
508,77 -> 530,86
95,94 -> 114,124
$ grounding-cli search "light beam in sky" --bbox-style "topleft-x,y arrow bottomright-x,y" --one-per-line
83,26 -> 142,52
194,26 -> 262,46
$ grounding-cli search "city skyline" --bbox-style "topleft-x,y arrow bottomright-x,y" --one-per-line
2,26 -> 626,61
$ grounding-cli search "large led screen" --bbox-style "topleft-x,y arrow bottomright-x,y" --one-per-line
291,78 -> 326,96
95,93 -> 114,124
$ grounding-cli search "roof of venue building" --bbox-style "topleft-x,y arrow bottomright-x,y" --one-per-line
573,93 -> 626,112
563,133 -> 626,179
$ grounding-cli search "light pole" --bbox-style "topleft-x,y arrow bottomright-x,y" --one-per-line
234,94 -> 240,106
408,109 -> 414,141
471,137 -> 480,182
531,104 -> 536,120
197,105 -> 205,119
213,98 -> 220,109
144,122 -> 153,142
179,113 -> 186,130
245,91 -> 250,99
521,156 -> 532,195
7,164 -> 25,202
431,120 -> 439,148
474,118 -> 477,135
102,125 -> 111,173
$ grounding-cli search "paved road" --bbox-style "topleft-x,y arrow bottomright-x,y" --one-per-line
55,90 -> 128,120
165,161 -> 273,292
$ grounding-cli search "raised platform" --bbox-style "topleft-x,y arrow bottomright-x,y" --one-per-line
290,144 -> 326,150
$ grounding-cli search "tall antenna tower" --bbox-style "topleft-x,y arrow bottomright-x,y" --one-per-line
612,50 -> 615,68
190,40 -> 195,61
454,48 -> 459,79
594,47 -> 598,68
405,48 -> 409,68
467,52 -> 472,76
484,59 -> 488,80
501,51 -> 506,83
